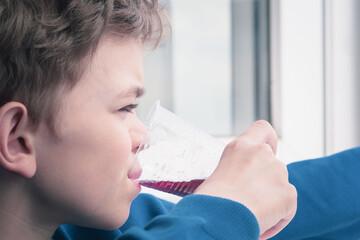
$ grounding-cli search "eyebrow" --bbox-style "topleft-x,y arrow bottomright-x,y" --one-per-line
118,86 -> 145,99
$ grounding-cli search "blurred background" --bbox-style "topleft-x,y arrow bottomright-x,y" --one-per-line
137,0 -> 360,164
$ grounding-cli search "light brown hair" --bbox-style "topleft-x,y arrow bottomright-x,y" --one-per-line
0,0 -> 164,131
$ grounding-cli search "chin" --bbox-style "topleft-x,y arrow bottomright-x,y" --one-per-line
98,219 -> 128,231
85,215 -> 129,231
80,204 -> 131,231
104,209 -> 131,230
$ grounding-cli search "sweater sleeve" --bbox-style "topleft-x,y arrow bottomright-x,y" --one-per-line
271,147 -> 360,240
53,193 -> 259,240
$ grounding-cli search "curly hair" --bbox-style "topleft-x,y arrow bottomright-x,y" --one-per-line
0,0 -> 164,131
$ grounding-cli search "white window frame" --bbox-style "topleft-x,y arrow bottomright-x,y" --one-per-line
271,0 -> 360,163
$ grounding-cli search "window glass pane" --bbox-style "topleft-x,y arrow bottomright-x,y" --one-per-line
138,0 -> 270,136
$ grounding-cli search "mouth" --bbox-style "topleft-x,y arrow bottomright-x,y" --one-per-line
128,167 -> 142,191
128,167 -> 142,180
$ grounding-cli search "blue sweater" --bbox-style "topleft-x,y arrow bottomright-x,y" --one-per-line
271,147 -> 360,239
53,147 -> 360,239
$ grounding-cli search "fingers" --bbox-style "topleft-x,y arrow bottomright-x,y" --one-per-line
238,120 -> 278,155
259,219 -> 290,240
196,120 -> 296,239
259,184 -> 297,239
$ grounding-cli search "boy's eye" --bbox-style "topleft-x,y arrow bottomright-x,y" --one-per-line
119,103 -> 138,113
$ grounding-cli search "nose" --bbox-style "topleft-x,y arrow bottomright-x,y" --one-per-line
129,116 -> 148,154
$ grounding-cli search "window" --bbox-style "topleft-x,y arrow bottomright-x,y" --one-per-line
138,0 -> 360,163
272,0 -> 360,162
138,0 -> 271,136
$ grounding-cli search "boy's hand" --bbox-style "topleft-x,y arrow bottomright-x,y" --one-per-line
194,120 -> 297,239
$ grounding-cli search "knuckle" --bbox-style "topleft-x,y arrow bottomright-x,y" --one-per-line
279,161 -> 289,176
226,139 -> 239,150
253,119 -> 272,129
252,120 -> 278,139
289,184 -> 298,200
283,183 -> 297,201
268,161 -> 289,186
226,137 -> 250,151
256,143 -> 273,154
272,160 -> 288,175
286,184 -> 298,213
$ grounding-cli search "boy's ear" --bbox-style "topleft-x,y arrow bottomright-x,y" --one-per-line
0,102 -> 36,178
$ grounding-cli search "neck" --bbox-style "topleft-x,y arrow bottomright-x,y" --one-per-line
0,170 -> 59,240
0,209 -> 57,240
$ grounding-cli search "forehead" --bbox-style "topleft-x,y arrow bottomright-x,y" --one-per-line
90,37 -> 144,88
69,38 -> 144,101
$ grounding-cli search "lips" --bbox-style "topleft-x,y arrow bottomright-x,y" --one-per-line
128,167 -> 142,180
128,154 -> 143,182
128,167 -> 142,191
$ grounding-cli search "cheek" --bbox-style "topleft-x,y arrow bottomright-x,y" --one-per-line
33,121 -> 134,224
76,123 -> 133,188
101,129 -> 133,179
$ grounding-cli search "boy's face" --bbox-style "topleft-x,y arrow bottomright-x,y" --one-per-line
31,38 -> 146,229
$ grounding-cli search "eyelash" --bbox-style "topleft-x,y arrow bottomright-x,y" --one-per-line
119,103 -> 138,113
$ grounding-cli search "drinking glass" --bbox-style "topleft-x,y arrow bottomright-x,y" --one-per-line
134,101 -> 226,197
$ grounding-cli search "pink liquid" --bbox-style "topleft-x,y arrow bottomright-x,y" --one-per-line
139,179 -> 205,197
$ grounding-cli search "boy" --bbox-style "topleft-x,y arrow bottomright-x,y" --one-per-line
0,1 -> 297,239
